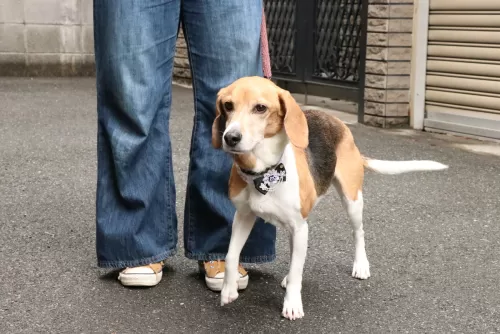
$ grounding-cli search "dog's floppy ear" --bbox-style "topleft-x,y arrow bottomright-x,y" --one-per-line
212,90 -> 227,149
277,88 -> 308,149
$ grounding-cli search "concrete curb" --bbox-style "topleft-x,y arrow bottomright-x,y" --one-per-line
0,56 -> 95,77
0,60 -> 192,82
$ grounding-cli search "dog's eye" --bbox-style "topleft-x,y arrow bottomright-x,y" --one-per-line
224,101 -> 234,112
255,104 -> 267,113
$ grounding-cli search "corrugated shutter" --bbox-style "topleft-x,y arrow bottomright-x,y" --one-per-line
424,0 -> 500,140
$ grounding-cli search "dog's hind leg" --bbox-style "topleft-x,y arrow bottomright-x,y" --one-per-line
282,220 -> 308,320
332,136 -> 370,279
333,175 -> 370,280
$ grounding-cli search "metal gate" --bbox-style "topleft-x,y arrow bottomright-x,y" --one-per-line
264,0 -> 368,122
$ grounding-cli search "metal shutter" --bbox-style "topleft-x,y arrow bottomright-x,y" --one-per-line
424,0 -> 500,140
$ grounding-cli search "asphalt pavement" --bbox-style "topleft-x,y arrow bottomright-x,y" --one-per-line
1,78 -> 499,334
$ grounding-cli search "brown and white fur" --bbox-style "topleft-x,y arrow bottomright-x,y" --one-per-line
211,76 -> 448,320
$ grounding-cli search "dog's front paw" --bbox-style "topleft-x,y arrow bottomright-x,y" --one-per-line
282,292 -> 304,320
352,259 -> 370,280
220,283 -> 239,306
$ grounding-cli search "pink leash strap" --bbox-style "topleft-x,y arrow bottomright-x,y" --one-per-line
260,9 -> 272,79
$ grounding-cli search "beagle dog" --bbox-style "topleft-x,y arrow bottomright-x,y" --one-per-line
211,76 -> 448,320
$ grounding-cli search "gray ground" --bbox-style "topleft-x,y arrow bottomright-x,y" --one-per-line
0,78 -> 499,334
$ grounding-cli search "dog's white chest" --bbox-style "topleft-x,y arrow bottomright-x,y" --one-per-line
248,190 -> 298,225
234,145 -> 303,225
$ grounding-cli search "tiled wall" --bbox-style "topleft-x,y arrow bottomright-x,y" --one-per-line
0,0 -> 190,81
174,28 -> 192,86
0,0 -> 94,76
364,0 -> 414,127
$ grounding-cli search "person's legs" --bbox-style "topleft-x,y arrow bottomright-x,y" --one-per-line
182,0 -> 276,267
94,0 -> 181,285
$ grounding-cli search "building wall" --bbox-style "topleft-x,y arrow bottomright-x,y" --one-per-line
0,0 -> 94,76
1,0 -> 413,127
364,0 -> 414,127
174,28 -> 192,86
0,0 -> 190,81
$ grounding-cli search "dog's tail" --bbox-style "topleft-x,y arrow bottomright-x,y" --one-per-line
362,157 -> 448,175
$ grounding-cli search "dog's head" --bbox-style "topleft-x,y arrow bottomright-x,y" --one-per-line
211,76 -> 308,154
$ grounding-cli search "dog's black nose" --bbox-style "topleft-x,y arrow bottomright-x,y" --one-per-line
224,131 -> 242,147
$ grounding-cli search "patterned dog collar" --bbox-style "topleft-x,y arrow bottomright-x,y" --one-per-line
239,162 -> 287,195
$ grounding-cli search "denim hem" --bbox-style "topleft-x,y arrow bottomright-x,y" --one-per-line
184,251 -> 275,264
97,248 -> 177,269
